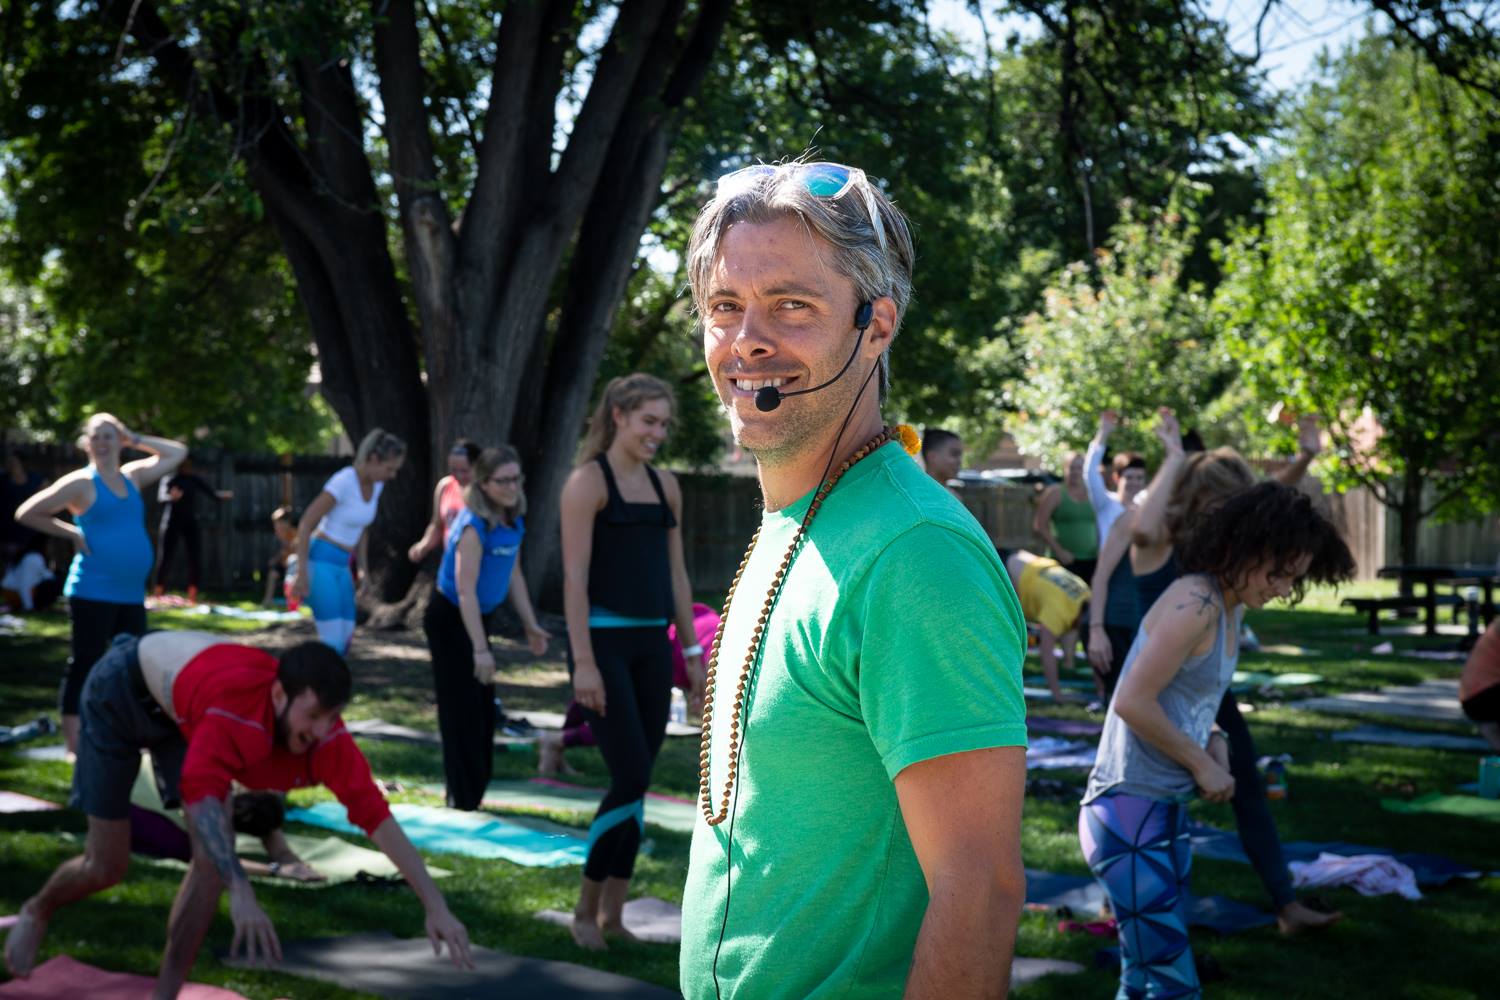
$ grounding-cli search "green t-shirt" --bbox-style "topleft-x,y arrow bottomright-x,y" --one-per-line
680,441 -> 1028,1000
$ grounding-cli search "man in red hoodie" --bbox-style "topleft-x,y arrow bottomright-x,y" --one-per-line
4,631 -> 473,997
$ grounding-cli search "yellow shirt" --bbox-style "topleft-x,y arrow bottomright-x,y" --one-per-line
1018,558 -> 1090,637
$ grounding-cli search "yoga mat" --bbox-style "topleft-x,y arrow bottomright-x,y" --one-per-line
463,779 -> 698,834
288,801 -> 588,866
1022,676 -> 1097,691
535,896 -> 682,943
1027,717 -> 1104,738
1382,793 -> 1500,822
143,830 -> 451,886
16,744 -> 68,762
1256,644 -> 1320,657
1010,957 -> 1085,987
225,931 -> 679,998
1023,869 -> 1273,933
1187,821 -> 1484,887
0,955 -> 246,998
1026,749 -> 1098,770
1294,679 -> 1465,723
0,915 -> 17,929
1331,724 -> 1492,753
511,710 -> 700,738
1027,736 -> 1089,760
1232,670 -> 1324,690
346,717 -> 534,747
0,790 -> 59,813
188,603 -> 307,622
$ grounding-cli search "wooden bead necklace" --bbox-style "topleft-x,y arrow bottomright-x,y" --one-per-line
697,427 -> 894,826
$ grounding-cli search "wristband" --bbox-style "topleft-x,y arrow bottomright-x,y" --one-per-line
681,643 -> 704,658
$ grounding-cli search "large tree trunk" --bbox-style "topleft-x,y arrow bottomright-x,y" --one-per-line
1395,466 -> 1424,587
113,0 -> 731,618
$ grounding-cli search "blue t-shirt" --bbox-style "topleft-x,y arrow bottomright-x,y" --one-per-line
64,470 -> 154,604
436,509 -> 523,614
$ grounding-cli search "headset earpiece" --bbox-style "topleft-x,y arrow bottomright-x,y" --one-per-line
854,301 -> 873,329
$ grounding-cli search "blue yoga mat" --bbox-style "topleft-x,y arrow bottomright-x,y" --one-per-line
1187,821 -> 1483,887
287,802 -> 588,867
1023,868 -> 1273,933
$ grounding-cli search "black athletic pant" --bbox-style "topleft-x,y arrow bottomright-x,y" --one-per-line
65,597 -> 147,714
424,591 -> 497,811
1216,690 -> 1295,909
572,626 -> 672,882
157,517 -> 203,591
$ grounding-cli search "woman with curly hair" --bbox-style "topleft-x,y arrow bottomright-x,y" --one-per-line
1087,409 -> 1336,936
1081,481 -> 1354,998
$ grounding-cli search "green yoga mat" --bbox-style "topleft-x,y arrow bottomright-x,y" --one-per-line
288,801 -> 590,866
1381,793 -> 1500,822
449,780 -> 698,834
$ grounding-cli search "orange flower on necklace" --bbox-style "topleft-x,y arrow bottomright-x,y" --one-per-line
893,424 -> 921,456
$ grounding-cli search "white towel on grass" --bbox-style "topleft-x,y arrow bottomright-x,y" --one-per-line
1289,852 -> 1422,900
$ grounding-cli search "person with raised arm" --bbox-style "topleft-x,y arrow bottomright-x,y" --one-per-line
14,414 -> 186,753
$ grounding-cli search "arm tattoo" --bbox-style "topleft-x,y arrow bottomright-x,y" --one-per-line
1174,589 -> 1217,616
186,797 -> 247,886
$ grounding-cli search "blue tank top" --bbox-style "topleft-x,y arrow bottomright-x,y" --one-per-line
64,470 -> 154,604
436,509 -> 523,614
1103,555 -> 1139,628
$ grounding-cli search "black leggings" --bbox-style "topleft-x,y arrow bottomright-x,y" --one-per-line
424,592 -> 497,811
157,519 -> 203,591
65,597 -> 147,715
1216,691 -> 1295,909
572,626 -> 672,882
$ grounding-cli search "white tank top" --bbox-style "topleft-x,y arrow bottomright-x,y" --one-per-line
315,466 -> 383,548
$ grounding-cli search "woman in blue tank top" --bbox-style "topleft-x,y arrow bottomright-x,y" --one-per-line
423,445 -> 550,810
14,413 -> 186,752
558,373 -> 704,952
1080,482 -> 1352,1000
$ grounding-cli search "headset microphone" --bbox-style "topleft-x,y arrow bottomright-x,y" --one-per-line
753,301 -> 875,413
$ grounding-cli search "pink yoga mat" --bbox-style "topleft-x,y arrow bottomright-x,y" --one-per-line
0,791 -> 59,814
0,915 -> 17,930
0,955 -> 247,998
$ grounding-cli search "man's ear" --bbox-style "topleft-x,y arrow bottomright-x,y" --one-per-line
860,296 -> 898,359
269,678 -> 287,714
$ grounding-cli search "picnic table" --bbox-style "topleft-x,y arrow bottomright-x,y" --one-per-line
1371,564 -> 1498,636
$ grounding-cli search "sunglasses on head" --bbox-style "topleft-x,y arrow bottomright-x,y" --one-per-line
715,162 -> 886,251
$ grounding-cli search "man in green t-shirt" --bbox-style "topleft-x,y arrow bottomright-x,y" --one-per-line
680,161 -> 1028,999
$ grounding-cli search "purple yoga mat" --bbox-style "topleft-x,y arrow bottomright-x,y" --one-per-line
1027,717 -> 1103,738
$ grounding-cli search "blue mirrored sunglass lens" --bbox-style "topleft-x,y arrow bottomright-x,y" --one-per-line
799,163 -> 851,197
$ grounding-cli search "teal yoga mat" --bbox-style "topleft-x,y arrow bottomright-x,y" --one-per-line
1381,793 -> 1500,822
1232,670 -> 1324,689
288,802 -> 589,866
461,779 -> 698,834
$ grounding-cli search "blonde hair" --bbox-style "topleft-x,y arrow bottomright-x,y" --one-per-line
577,374 -> 674,463
464,446 -> 526,527
76,412 -> 125,453
354,428 -> 406,468
1164,448 -> 1257,544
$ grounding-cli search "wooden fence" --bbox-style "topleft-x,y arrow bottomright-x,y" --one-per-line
9,441 -> 1496,596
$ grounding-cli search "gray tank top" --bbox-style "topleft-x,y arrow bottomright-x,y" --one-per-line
1083,575 -> 1242,803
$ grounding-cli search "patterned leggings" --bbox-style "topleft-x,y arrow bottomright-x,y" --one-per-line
1079,792 -> 1200,999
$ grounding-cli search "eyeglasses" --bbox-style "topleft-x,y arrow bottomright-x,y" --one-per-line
715,162 -> 886,252
487,474 -> 523,487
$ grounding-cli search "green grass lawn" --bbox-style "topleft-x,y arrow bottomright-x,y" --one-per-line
2,586 -> 1497,998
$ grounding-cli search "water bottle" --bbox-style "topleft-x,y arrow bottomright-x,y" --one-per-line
669,688 -> 687,725
1263,759 -> 1288,800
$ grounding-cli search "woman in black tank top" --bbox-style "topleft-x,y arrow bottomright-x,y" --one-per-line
557,373 -> 705,952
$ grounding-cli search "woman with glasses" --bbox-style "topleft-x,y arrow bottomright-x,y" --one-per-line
407,438 -> 482,565
424,445 -> 550,810
559,373 -> 704,951
291,428 -> 406,653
